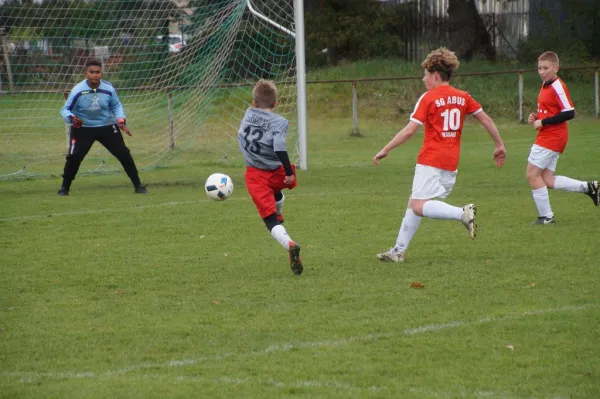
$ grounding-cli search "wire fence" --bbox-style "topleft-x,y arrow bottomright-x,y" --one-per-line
325,65 -> 600,135
1,65 -> 598,143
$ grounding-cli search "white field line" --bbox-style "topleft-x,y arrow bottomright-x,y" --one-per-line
0,190 -> 381,222
1,303 -> 597,392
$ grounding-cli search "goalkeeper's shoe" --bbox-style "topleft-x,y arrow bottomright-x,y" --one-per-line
460,204 -> 477,239
585,181 -> 599,206
531,216 -> 556,225
377,247 -> 404,263
288,242 -> 303,276
134,185 -> 148,194
57,187 -> 69,196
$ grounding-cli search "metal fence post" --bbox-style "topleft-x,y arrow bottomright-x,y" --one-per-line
595,68 -> 599,119
167,90 -> 175,148
351,80 -> 359,136
518,71 -> 524,123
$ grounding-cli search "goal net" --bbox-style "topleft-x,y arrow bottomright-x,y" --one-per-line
0,0 -> 300,179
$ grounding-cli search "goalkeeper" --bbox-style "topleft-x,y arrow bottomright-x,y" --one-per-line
58,58 -> 146,196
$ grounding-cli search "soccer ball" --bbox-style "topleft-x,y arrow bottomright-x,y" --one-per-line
204,173 -> 234,201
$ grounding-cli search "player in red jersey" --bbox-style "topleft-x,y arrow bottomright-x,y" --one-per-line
373,47 -> 506,262
526,51 -> 599,225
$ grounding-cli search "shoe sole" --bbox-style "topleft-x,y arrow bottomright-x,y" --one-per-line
377,256 -> 403,263
289,244 -> 303,276
531,218 -> 556,225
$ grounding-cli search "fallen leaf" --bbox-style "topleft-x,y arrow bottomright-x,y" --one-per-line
224,253 -> 228,257
211,300 -> 221,305
410,282 -> 425,289
116,290 -> 125,295
505,344 -> 514,351
528,282 -> 536,287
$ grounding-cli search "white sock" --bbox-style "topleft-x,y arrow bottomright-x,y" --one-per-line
276,194 -> 285,215
532,186 -> 553,218
271,224 -> 292,250
422,200 -> 464,220
395,209 -> 422,253
554,176 -> 587,193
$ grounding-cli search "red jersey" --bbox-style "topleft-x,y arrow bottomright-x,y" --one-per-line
410,85 -> 482,171
535,78 -> 574,153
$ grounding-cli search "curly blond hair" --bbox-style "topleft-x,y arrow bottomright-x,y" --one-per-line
421,47 -> 460,82
253,79 -> 277,109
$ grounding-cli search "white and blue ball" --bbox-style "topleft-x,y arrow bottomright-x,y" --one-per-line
204,173 -> 234,201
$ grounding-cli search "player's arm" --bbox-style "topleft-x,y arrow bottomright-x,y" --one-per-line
60,89 -> 81,125
274,120 -> 294,183
541,109 -> 575,126
472,110 -> 506,168
109,87 -> 130,135
276,151 -> 294,183
110,87 -> 126,121
534,82 -> 575,129
372,121 -> 420,165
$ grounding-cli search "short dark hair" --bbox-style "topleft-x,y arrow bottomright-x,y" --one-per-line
85,59 -> 102,69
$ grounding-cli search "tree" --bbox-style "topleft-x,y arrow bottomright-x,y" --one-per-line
446,0 -> 496,61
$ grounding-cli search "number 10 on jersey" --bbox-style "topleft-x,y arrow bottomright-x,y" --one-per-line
441,108 -> 461,131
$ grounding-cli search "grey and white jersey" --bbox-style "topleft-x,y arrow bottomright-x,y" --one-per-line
238,107 -> 289,170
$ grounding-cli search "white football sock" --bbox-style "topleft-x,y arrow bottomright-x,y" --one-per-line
532,186 -> 554,218
275,194 -> 285,215
395,208 -> 422,253
422,200 -> 464,220
554,176 -> 587,193
271,224 -> 292,250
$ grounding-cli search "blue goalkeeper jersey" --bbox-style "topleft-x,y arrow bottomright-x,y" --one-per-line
60,79 -> 125,127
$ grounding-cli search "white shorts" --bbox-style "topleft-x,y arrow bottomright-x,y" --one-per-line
528,144 -> 559,171
411,164 -> 457,200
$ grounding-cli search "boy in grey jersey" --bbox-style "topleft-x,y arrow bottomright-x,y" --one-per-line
238,80 -> 303,276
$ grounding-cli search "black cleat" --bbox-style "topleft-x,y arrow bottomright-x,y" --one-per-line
585,181 -> 599,206
531,216 -> 556,225
134,185 -> 148,194
57,188 -> 69,196
288,243 -> 303,276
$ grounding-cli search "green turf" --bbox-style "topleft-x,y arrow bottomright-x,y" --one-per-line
1,115 -> 599,398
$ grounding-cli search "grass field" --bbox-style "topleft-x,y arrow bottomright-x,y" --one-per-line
1,114 -> 599,398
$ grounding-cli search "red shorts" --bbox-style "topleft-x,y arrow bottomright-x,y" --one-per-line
245,165 -> 297,218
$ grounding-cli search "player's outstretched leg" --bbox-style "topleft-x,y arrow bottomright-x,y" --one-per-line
288,242 -> 303,276
266,214 -> 303,276
460,204 -> 477,239
585,181 -> 599,206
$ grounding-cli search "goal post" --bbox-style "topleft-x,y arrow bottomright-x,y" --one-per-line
0,0 -> 308,179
